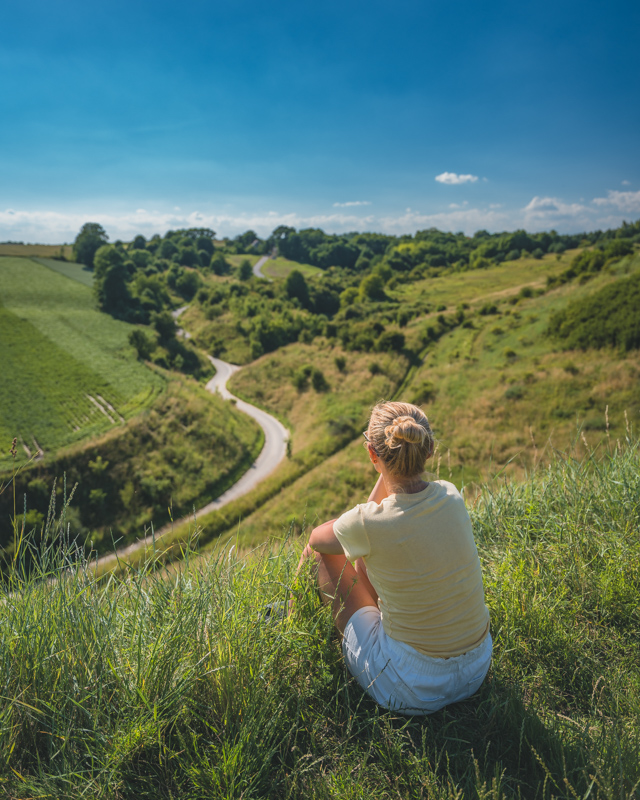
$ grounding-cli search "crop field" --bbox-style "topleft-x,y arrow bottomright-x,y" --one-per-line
31,256 -> 95,287
0,257 -> 164,470
0,243 -> 72,259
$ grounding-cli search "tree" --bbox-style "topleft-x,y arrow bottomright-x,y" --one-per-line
73,222 -> 108,268
285,270 -> 310,307
239,259 -> 253,281
196,235 -> 214,256
210,253 -> 230,276
128,329 -> 155,360
132,234 -> 146,250
152,311 -> 177,344
359,273 -> 385,301
93,245 -> 130,312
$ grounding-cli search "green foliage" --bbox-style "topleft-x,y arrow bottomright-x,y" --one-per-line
128,328 -> 155,360
359,272 -> 385,301
292,364 -> 327,392
238,259 -> 253,281
547,271 -> 640,351
72,221 -> 108,268
285,269 -> 310,307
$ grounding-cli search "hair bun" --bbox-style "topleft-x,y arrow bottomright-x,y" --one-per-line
384,415 -> 427,448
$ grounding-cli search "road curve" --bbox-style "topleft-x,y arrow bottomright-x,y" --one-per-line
95,353 -> 289,567
252,255 -> 272,280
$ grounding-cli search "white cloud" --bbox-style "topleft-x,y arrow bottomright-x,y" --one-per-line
379,206 -> 508,236
1,192 -> 638,245
0,207 -> 377,243
622,180 -> 631,186
592,189 -> 640,213
435,172 -> 479,185
522,196 -> 593,227
333,200 -> 371,207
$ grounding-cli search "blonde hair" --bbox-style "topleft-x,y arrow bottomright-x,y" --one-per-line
367,401 -> 434,478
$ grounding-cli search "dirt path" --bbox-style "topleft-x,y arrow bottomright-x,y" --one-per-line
95,341 -> 289,570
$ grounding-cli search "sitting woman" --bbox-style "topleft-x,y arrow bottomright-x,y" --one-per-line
298,401 -> 491,715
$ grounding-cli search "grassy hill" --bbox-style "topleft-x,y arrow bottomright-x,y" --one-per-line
1,439 -> 637,798
171,249 -> 637,552
0,256 -> 164,470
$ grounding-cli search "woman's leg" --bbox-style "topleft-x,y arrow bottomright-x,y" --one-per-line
312,552 -> 378,634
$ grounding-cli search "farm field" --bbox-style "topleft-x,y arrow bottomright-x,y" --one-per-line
0,256 -> 164,470
31,255 -> 95,287
0,243 -> 72,259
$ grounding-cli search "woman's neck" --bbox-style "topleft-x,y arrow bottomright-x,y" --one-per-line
384,474 -> 429,495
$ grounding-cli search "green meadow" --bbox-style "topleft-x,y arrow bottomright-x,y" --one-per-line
261,256 -> 322,279
0,257 -> 164,470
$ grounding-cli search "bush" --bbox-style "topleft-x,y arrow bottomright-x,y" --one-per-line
311,368 -> 329,392
504,384 -> 523,399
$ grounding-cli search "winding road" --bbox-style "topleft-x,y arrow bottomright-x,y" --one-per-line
96,316 -> 289,569
252,254 -> 272,280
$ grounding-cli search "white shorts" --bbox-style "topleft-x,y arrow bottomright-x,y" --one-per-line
342,606 -> 492,715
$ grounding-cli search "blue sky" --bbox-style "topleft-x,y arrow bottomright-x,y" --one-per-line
1,0 -> 639,242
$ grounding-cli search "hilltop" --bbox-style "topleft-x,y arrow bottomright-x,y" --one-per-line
1,438 -> 637,798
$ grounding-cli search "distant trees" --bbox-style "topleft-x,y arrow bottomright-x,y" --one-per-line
73,223 -> 109,268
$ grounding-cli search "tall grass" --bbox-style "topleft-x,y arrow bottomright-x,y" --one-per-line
0,436 -> 638,798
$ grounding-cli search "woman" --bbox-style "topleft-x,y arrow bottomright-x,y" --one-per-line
299,401 -> 491,715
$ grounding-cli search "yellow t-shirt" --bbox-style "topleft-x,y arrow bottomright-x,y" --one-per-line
334,480 -> 490,658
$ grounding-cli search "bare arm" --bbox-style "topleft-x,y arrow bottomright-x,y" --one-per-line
308,518 -> 345,555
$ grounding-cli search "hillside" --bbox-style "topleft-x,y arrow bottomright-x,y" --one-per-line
0,256 -> 164,470
1,440 -> 637,798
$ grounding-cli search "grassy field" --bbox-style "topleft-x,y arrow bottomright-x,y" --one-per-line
1,438 -> 637,798
0,257 -> 164,470
261,256 -> 322,279
31,256 -> 94,287
391,250 -> 575,310
225,254 -> 260,269
0,243 -> 72,259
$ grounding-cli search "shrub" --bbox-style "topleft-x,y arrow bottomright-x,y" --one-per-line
334,356 -> 346,372
504,384 -> 523,399
311,368 -> 329,392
